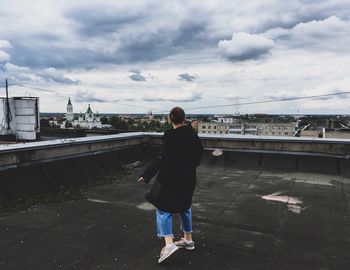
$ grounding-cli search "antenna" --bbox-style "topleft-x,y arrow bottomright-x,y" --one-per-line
5,79 -> 11,130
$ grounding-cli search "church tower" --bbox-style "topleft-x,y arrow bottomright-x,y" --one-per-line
66,97 -> 74,121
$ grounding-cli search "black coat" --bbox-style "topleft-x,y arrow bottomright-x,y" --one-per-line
141,124 -> 203,213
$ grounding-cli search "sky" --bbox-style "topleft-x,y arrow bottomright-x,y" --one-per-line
0,0 -> 350,114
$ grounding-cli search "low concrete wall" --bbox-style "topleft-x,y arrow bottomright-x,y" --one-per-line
2,133 -> 350,171
0,133 -> 145,171
1,132 -> 350,204
147,133 -> 350,158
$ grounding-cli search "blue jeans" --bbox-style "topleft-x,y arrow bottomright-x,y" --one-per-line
156,208 -> 193,238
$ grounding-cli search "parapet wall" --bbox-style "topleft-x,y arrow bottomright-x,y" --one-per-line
148,133 -> 350,175
1,132 -> 350,204
0,133 -> 146,171
1,132 -> 350,171
147,133 -> 350,158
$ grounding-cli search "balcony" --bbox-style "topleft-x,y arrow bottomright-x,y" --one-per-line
0,133 -> 350,269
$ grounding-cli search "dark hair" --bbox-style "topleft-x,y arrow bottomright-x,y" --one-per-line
169,107 -> 185,124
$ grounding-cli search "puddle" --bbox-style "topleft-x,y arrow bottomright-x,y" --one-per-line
261,191 -> 304,214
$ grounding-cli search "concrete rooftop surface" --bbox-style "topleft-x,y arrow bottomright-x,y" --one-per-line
1,157 -> 350,270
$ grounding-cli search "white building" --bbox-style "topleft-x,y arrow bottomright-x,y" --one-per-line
0,97 -> 40,140
216,117 -> 236,124
66,97 -> 74,121
198,122 -> 230,134
61,98 -> 111,129
198,121 -> 295,136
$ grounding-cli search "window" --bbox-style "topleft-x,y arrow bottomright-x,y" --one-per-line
202,125 -> 206,129
208,126 -> 211,129
214,126 -> 217,129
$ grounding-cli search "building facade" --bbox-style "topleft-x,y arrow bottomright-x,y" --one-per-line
198,121 -> 295,136
198,122 -> 230,134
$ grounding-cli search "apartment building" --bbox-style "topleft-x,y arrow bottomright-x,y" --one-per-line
198,121 -> 295,136
198,122 -> 230,134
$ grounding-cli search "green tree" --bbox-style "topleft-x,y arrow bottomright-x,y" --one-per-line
110,116 -> 128,130
40,118 -> 50,128
100,116 -> 109,125
127,118 -> 135,127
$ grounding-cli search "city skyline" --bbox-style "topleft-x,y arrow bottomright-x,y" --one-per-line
1,0 -> 350,114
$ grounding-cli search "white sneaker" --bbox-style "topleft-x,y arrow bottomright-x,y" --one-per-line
158,244 -> 179,263
174,238 -> 195,250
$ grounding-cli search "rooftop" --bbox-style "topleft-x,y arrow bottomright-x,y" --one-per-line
0,134 -> 350,269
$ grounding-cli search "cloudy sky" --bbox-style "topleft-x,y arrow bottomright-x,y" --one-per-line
1,0 -> 350,114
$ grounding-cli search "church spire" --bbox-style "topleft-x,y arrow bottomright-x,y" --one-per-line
86,104 -> 92,114
66,97 -> 74,121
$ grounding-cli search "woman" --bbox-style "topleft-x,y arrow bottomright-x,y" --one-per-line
138,107 -> 203,263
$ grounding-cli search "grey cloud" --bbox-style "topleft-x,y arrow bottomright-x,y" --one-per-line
1,1 -> 350,77
3,63 -> 79,85
5,4 -> 212,69
8,73 -> 33,82
265,94 -> 333,101
315,96 -> 334,101
74,90 -> 108,103
328,90 -> 350,99
265,90 -> 350,102
4,1 -> 350,70
65,6 -> 148,37
172,20 -> 211,48
129,74 -> 146,81
130,69 -> 141,74
226,96 -> 246,101
7,41 -> 101,69
143,93 -> 202,102
129,70 -> 146,81
218,32 -> 275,61
38,73 -> 80,85
265,16 -> 350,53
0,51 -> 10,62
178,73 -> 197,82
41,75 -> 80,85
265,94 -> 301,100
